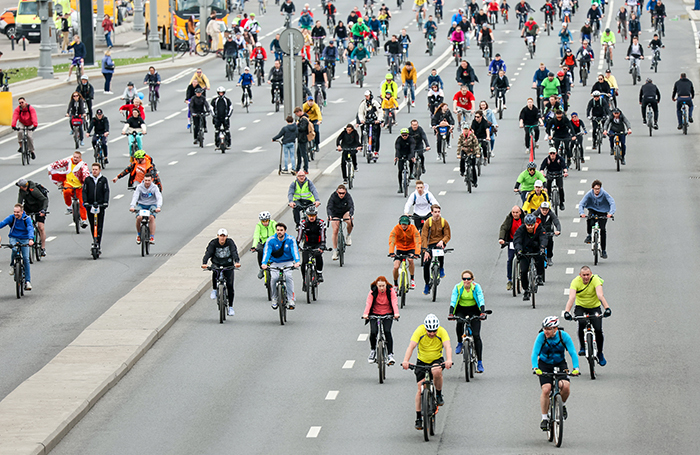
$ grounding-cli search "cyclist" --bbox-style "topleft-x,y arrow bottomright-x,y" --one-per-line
488,53 -> 507,83
431,103 -> 455,156
350,43 -> 371,83
540,72 -> 560,110
473,9 -> 489,31
351,17 -> 370,47
447,269 -> 486,371
540,0 -> 556,31
48,151 -> 89,229
389,214 -> 421,288
211,87 -> 233,149
498,206 -> 523,290
262,222 -> 301,310
423,15 -> 437,53
514,161 -> 546,204
531,316 -> 580,431
487,0 -> 499,23
564,266 -> 612,362
326,184 -> 354,260
299,9 -> 313,30
395,128 -> 416,191
11,97 -> 37,160
533,201 -> 560,264
321,40 -> 339,78
626,36 -> 644,82
143,66 -> 161,102
616,5 -> 628,33
579,179 -> 615,258
453,84 -> 476,128
470,110 -> 491,159
303,96 -> 322,151
382,92 -> 399,129
603,108 -> 632,164
129,174 -> 162,245
404,180 -> 439,231
325,0 -> 337,25
591,74 -> 611,98
336,124 -> 361,184
420,204 -> 451,295
83,163 -> 110,250
587,90 -> 611,141
269,33 -> 283,62
190,86 -> 212,144
66,91 -> 88,146
587,3 -> 603,35
357,90 -> 383,159
0,204 -> 34,290
401,61 -> 417,107
532,62 -> 550,100
414,0 -> 427,23
16,179 -> 48,257
457,125 -> 480,184
311,20 -> 327,54
251,41 -> 267,77
287,170 -> 321,228
401,314 -> 452,430
628,12 -> 641,38
268,60 -> 284,105
546,109 -> 576,160
427,83 -> 445,115
121,107 -> 147,152
520,17 -> 539,53
523,180 -> 549,213
456,16 -> 472,48
519,98 -> 544,152
601,27 -> 616,62
558,24 -> 573,58
383,35 -> 401,70
456,60 -> 478,93
252,211 -> 277,278
449,25 -> 465,60
575,40 -> 594,77
223,35 -> 240,74
76,75 -> 94,127
297,206 -> 327,286
398,29 -> 411,58
408,119 -> 430,175
118,96 -> 146,121
639,77 -> 660,129
237,67 -> 254,105
66,35 -> 86,82
363,276 -> 400,364
478,24 -> 494,60
648,33 -> 664,64
87,109 -> 110,165
515,0 -> 534,26
334,22 -> 348,49
569,111 -> 587,163
310,61 -> 328,108
672,72 -> 695,129
514,213 -> 546,301
491,70 -> 510,111
113,150 -> 163,192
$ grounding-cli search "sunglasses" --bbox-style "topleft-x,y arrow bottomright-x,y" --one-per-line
462,277 -> 473,281
401,134 -> 408,136
337,191 -> 346,195
427,330 -> 437,334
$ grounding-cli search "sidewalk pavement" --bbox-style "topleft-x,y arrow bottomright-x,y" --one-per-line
0,167 -> 321,455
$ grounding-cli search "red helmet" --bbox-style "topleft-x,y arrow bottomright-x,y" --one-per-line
557,71 -> 564,77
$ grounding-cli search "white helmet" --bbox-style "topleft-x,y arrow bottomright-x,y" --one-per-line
424,314 -> 440,331
217,228 -> 228,236
542,316 -> 559,328
592,90 -> 601,96
217,86 -> 226,93
259,211 -> 271,221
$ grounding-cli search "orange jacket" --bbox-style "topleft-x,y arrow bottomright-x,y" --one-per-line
389,224 -> 421,255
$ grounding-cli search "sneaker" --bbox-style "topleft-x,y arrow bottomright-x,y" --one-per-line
397,188 -> 404,193
584,235 -> 592,244
678,125 -> 683,130
41,248 -> 46,257
332,251 -> 339,260
536,276 -> 544,286
227,306 -> 235,316
80,140 -> 84,146
65,208 -> 73,215
653,123 -> 658,130
598,352 -> 607,366
540,419 -> 549,431
411,101 -> 415,107
25,282 -> 32,291
601,250 -> 608,259
31,152 -> 36,160
415,419 -> 423,430
136,235 -> 141,244
346,234 -> 352,246
436,394 -> 445,406
563,405 -> 568,420
410,279 -> 416,289
272,302 -> 278,309
80,220 -> 88,229
523,291 -> 530,301
477,361 -> 484,373
437,155 -> 442,161
104,158 -> 109,164
578,348 -> 585,356
149,236 -> 155,244
610,149 -> 614,155
548,257 -> 554,266
690,117 -> 694,123
447,144 -> 452,148
560,203 -> 565,211
506,280 -> 513,290
387,354 -> 395,365
257,269 -> 264,279
642,119 -> 646,124
9,268 -> 14,276
621,158 -> 626,165
317,272 -> 324,283
455,342 -> 463,354
439,268 -> 445,278
210,289 -> 217,299
368,350 -> 376,363
423,284 -> 430,295
288,301 -> 295,309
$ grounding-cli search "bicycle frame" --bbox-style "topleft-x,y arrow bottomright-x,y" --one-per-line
206,264 -> 236,323
1,242 -> 26,298
269,264 -> 295,325
390,253 -> 414,308
539,368 -> 573,447
571,313 -> 602,379
408,362 -> 445,441
368,314 -> 395,383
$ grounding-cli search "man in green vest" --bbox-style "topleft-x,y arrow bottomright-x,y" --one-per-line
287,170 -> 321,228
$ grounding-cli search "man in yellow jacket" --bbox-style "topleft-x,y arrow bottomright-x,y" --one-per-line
523,180 -> 550,213
401,61 -> 418,107
303,96 -> 323,152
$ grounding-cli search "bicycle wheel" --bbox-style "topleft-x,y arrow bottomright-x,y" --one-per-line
553,393 -> 564,447
615,146 -> 620,172
593,231 -> 599,265
476,154 -> 481,176
278,284 -> 286,325
21,144 -> 28,166
15,262 -> 22,299
399,280 -> 407,308
305,267 -> 312,303
552,188 -> 559,216
72,201 -> 80,234
338,230 -> 345,267
465,168 -> 472,193
141,224 -> 148,257
468,340 -> 475,378
218,283 -> 226,323
265,269 -> 272,301
73,128 -> 80,149
377,339 -> 385,383
431,264 -> 439,302
547,396 -> 555,442
402,169 -> 409,197
511,256 -> 519,297
421,388 -> 431,441
586,332 -> 596,379
34,234 -> 41,263
195,41 -> 210,56
312,271 -> 317,301
347,162 -> 354,190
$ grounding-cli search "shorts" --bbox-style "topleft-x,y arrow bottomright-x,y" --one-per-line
537,359 -> 570,387
395,249 -> 414,258
415,357 -> 444,382
28,213 -> 46,224
413,3 -> 426,10
72,56 -> 83,66
137,204 -> 158,217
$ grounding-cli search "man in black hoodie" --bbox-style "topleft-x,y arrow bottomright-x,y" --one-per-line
83,163 -> 110,249
211,87 -> 233,148
201,228 -> 241,316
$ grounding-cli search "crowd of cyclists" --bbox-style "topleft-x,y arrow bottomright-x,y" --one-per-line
1,0 -> 696,443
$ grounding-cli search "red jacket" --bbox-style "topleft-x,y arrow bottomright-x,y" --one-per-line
251,47 -> 267,60
12,105 -> 38,128
119,103 -> 146,120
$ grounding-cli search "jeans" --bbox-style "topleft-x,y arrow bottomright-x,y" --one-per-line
282,142 -> 295,169
269,261 -> 295,303
9,237 -> 31,283
296,141 -> 309,173
506,246 -> 515,280
676,97 -> 694,125
212,268 -> 235,306
105,31 -> 113,47
403,80 -> 415,102
103,72 -> 112,92
519,254 -> 544,292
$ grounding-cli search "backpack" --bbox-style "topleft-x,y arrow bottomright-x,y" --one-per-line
35,182 -> 50,199
538,327 -> 566,354
306,118 -> 316,142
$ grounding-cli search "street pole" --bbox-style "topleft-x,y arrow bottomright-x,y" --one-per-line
96,0 -> 106,44
199,0 -> 208,48
134,0 -> 145,32
170,0 -> 175,62
37,0 -> 53,79
79,0 -> 95,65
147,0 -> 161,57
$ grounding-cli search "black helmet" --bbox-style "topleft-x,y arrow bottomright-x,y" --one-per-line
194,87 -> 204,93
305,206 -> 318,217
527,161 -> 537,169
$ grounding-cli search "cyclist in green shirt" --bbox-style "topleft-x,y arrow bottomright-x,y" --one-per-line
600,27 -> 616,62
252,211 -> 278,279
563,265 -> 612,365
514,161 -> 546,203
401,314 -> 453,430
447,269 -> 487,372
540,72 -> 560,108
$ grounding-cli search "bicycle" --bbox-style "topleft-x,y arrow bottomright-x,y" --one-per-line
283,12 -> 293,29
25,212 -> 46,263
425,31 -> 435,56
407,363 -> 445,441
329,216 -> 350,267
435,125 -> 449,163
579,59 -> 589,86
91,132 -> 107,169
389,252 -> 415,308
254,59 -> 265,86
463,154 -> 477,193
0,69 -> 17,92
1,242 -> 26,299
388,53 -> 401,77
538,368 -> 575,447
324,60 -> 336,87
147,81 -> 158,111
60,186 -> 83,234
650,46 -> 661,73
126,130 -> 143,158
314,83 -> 325,107
426,247 -> 453,301
570,313 -> 604,379
269,264 -> 296,325
590,117 -> 605,154
618,19 -> 627,41
366,314 -> 397,383
489,10 -> 498,28
355,59 -> 365,88
603,43 -> 613,71
526,36 -> 535,59
655,14 -> 665,37
205,264 -> 237,323
302,245 -> 327,303
680,100 -> 690,135
191,113 -> 207,147
452,41 -> 463,66
501,7 -> 509,23
384,108 -> 396,133
340,148 -> 357,189
225,55 -> 236,81
397,0 -> 402,10
588,214 -> 613,265
15,125 -> 32,166
135,206 -> 155,257
646,103 -> 654,137
259,0 -> 266,15
70,116 -> 84,149
481,41 -> 491,66
237,49 -> 250,75
630,57 -> 641,85
399,157 -> 412,196
435,4 -> 443,23
195,41 -> 211,57
570,131 -> 585,170
547,171 -> 564,215
83,203 -> 107,259
452,310 -> 492,381
609,132 -> 628,171
494,88 -> 506,119
270,82 -> 282,113
326,13 -> 335,28
518,251 -> 542,308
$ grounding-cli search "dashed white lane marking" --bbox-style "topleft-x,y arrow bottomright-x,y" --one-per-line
188,151 -> 197,156
577,190 -> 584,195
114,194 -> 124,199
253,119 -> 261,123
306,426 -> 322,438
511,78 -> 517,82
168,161 -> 178,165
570,232 -> 578,237
447,179 -> 455,184
453,167 -> 460,172
587,137 -> 592,141
522,57 -> 527,60
514,72 -> 520,76
46,236 -> 56,242
238,127 -> 246,131
149,119 -> 164,127
109,136 -> 125,143
357,333 -> 368,341
206,143 -> 214,147
568,249 -> 576,254
566,267 -> 574,274
582,167 -> 589,171
563,288 -> 570,295
573,218 -> 581,223
575,204 -> 580,209
165,112 -> 180,120
585,156 -> 591,160
586,146 -> 593,150
342,360 -> 355,369
325,391 -> 339,400
580,179 -> 587,183
438,191 -> 447,196
69,223 -> 75,227
267,112 -> 276,116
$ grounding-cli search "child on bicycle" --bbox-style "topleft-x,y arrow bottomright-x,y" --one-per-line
121,108 -> 147,155
237,67 -> 254,104
382,92 -> 399,127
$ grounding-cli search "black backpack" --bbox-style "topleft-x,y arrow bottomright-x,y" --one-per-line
34,182 -> 50,199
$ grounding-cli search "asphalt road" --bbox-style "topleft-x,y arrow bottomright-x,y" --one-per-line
9,0 -> 700,453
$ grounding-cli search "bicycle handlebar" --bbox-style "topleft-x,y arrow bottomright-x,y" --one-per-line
388,253 -> 418,259
586,214 -> 615,221
365,314 -> 399,320
571,313 -> 603,321
408,363 -> 446,371
268,265 -> 297,271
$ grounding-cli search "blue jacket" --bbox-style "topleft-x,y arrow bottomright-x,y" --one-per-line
451,13 -> 463,24
101,55 -> 115,74
428,74 -> 444,89
68,41 -> 86,59
531,330 -> 579,369
449,282 -> 485,311
0,213 -> 34,240
578,188 -> 616,215
488,59 -> 507,75
238,73 -> 254,86
533,67 -> 550,85
299,14 -> 313,28
262,233 -> 301,264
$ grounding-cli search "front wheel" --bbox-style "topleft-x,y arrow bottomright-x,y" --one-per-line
399,287 -> 406,309
421,388 -> 431,441
377,339 -> 386,383
586,332 -> 596,379
553,394 -> 564,447
141,224 -> 149,257
593,231 -> 599,265
195,42 -> 210,56
305,267 -> 312,303
218,283 -> 226,323
265,269 -> 272,301
14,262 -> 22,299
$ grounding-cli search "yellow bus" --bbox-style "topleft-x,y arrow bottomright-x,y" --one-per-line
145,0 -> 229,48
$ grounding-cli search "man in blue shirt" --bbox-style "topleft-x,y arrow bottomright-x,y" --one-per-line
0,204 -> 35,290
262,222 -> 301,309
579,179 -> 615,258
66,35 -> 86,82
532,62 -> 550,101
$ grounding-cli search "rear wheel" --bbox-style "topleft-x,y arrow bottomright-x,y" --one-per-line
338,232 -> 345,267
530,265 -> 537,309
141,224 -> 148,257
511,257 -> 519,297
399,285 -> 406,309
586,332 -> 596,379
552,188 -> 559,216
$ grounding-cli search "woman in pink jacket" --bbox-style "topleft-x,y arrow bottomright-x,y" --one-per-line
362,276 -> 400,365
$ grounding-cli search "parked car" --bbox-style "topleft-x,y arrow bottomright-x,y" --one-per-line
0,7 -> 17,40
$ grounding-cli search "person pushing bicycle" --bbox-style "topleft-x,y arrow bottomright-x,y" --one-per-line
447,269 -> 486,372
202,228 -> 241,317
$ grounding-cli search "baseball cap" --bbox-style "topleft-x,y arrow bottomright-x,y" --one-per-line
96,108 -> 104,115
307,96 -> 314,101
217,228 -> 228,236
540,201 -> 550,209
16,179 -> 28,187
534,180 -> 543,187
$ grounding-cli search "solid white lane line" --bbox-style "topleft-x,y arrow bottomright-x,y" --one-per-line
568,250 -> 576,254
306,426 -> 322,438
114,194 -> 124,200
165,112 -> 180,120
566,267 -> 574,274
149,119 -> 164,127
342,360 -> 355,369
168,161 -> 178,165
325,391 -> 339,400
453,167 -> 460,172
357,333 -> 368,341
0,154 -> 19,160
570,232 -> 578,237
46,236 -> 56,242
181,107 -> 188,112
